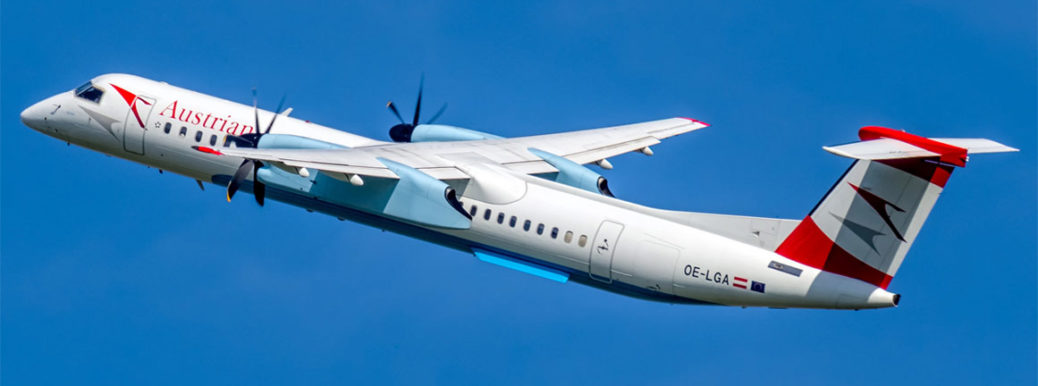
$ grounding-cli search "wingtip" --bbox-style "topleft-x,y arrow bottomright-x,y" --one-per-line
822,145 -> 856,159
678,117 -> 709,127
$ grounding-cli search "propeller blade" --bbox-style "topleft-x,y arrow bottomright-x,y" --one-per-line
412,75 -> 424,126
264,94 -> 286,134
254,182 -> 265,206
227,160 -> 255,202
426,103 -> 448,124
252,88 -> 260,136
387,101 -> 405,124
252,163 -> 265,206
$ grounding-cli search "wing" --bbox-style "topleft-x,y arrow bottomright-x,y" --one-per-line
203,117 -> 708,180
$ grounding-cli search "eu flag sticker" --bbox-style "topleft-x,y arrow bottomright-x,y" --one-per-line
750,281 -> 766,293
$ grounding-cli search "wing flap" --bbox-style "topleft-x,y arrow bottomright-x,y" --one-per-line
565,136 -> 661,164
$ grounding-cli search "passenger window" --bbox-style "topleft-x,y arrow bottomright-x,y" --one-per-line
74,82 -> 104,103
523,220 -> 531,231
536,223 -> 545,235
551,227 -> 559,239
195,131 -> 203,142
509,216 -> 517,227
484,209 -> 491,221
164,122 -> 172,134
469,205 -> 478,216
497,213 -> 505,224
179,127 -> 187,136
578,235 -> 588,247
564,231 -> 573,243
210,135 -> 217,146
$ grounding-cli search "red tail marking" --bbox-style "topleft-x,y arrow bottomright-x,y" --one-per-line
821,245 -> 894,289
775,217 -> 894,289
859,126 -> 968,167
930,166 -> 952,186
775,217 -> 831,269
877,158 -> 955,188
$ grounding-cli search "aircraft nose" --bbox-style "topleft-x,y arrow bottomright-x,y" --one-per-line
20,100 -> 50,132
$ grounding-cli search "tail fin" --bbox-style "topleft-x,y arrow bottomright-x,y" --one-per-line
775,126 -> 1017,288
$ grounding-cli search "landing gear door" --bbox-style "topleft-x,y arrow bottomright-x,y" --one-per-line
122,95 -> 155,155
589,220 -> 624,283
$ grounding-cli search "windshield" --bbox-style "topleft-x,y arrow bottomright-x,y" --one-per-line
74,81 -> 104,103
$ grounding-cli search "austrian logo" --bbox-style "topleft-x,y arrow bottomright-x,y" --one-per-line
108,84 -> 255,136
157,100 -> 255,136
849,183 -> 906,241
109,83 -> 152,128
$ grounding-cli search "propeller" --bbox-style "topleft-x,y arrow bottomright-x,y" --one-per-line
387,75 -> 447,142
225,90 -> 286,148
226,89 -> 285,206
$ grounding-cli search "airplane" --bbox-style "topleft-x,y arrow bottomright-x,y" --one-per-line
20,73 -> 1017,310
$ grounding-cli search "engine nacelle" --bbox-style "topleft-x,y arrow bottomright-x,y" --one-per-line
391,124 -> 501,143
256,134 -> 346,150
376,158 -> 472,229
528,148 -> 614,197
255,154 -> 471,229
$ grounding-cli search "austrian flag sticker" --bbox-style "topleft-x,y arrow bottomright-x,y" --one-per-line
733,276 -> 749,289
732,277 -> 766,293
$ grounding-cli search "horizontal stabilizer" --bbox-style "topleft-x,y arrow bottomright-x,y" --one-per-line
930,138 -> 1020,154
823,126 -> 1018,166
823,138 -> 939,160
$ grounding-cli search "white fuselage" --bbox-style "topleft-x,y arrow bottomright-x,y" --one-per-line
21,73 -> 897,309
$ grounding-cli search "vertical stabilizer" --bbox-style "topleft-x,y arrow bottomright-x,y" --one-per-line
775,126 -> 1016,288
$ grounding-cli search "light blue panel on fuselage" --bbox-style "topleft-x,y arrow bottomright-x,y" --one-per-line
473,248 -> 570,283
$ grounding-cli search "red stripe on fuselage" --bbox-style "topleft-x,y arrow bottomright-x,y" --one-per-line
193,146 -> 223,155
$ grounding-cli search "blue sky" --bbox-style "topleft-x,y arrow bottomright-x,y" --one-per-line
2,1 -> 1034,385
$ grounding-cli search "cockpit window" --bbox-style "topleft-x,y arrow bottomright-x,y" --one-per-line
74,82 -> 104,103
